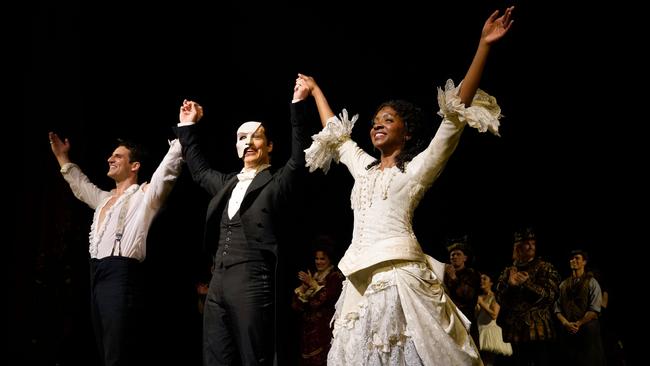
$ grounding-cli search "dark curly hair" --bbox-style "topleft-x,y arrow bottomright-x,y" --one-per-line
309,235 -> 341,267
366,100 -> 431,172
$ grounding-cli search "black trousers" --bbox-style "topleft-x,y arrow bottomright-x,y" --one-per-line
89,257 -> 144,366
203,260 -> 275,366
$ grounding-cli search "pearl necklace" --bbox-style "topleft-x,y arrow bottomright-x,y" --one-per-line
369,166 -> 397,204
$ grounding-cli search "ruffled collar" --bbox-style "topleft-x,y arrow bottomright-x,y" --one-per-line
314,265 -> 334,283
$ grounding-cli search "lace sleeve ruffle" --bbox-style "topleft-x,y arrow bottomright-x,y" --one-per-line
304,109 -> 358,174
294,283 -> 325,303
437,79 -> 502,136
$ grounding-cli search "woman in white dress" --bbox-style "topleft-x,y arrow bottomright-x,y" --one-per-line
476,273 -> 512,366
297,6 -> 514,365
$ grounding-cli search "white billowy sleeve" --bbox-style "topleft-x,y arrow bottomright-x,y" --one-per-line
437,79 -> 502,136
60,163 -> 111,210
142,139 -> 183,211
304,109 -> 358,174
408,79 -> 502,189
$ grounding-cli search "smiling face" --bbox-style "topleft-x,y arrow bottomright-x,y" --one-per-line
107,145 -> 139,182
236,122 -> 273,168
370,106 -> 410,155
569,254 -> 586,271
480,274 -> 493,291
314,250 -> 331,272
515,238 -> 537,263
236,121 -> 261,158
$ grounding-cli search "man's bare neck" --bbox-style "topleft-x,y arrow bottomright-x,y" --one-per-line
114,177 -> 137,196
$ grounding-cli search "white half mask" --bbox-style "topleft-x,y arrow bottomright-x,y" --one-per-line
236,121 -> 262,158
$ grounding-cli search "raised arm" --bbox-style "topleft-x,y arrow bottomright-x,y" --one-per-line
48,132 -> 109,208
297,73 -> 334,127
288,76 -> 312,166
300,73 -> 372,176
141,139 -> 183,210
459,6 -> 514,106
175,100 -> 232,196
273,76 -> 312,193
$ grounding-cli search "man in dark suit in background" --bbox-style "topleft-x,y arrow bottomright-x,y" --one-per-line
175,76 -> 311,366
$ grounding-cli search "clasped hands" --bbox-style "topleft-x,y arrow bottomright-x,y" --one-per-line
298,270 -> 318,289
508,267 -> 529,286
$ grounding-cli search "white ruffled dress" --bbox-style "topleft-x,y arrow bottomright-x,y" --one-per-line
476,295 -> 513,356
304,80 -> 501,365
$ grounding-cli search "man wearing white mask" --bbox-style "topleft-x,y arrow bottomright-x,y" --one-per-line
175,76 -> 311,366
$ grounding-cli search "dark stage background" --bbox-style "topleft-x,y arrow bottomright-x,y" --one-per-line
16,0 -> 637,365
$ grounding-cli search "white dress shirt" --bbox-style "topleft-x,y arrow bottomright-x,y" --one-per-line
60,140 -> 183,261
228,164 -> 270,218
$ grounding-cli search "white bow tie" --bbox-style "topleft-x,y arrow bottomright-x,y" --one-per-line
237,170 -> 257,181
236,164 -> 270,181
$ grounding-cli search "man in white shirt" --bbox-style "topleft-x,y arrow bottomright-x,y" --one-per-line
48,131 -> 183,366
